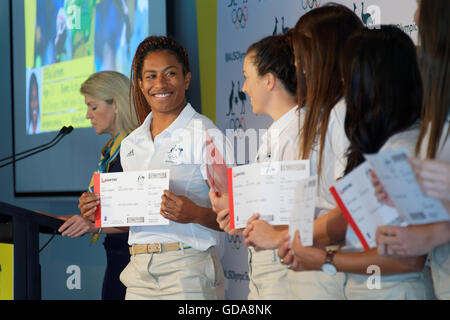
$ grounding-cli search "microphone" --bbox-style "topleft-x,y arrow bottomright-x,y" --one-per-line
0,126 -> 69,162
63,125 -> 74,135
0,125 -> 74,168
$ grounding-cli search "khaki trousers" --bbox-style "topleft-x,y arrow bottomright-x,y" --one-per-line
247,248 -> 290,300
119,246 -> 225,300
344,267 -> 436,300
430,243 -> 450,300
288,271 -> 347,300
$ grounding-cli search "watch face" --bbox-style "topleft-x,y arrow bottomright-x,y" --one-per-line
321,263 -> 337,276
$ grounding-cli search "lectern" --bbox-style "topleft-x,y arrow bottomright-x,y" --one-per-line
0,201 -> 63,300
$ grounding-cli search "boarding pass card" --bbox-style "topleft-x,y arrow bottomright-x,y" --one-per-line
365,148 -> 449,225
330,148 -> 449,250
288,176 -> 318,247
330,161 -> 403,250
228,160 -> 310,229
94,170 -> 170,227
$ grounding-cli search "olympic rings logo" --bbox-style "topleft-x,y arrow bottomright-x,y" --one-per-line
228,117 -> 247,132
231,6 -> 249,30
301,0 -> 321,10
227,234 -> 242,250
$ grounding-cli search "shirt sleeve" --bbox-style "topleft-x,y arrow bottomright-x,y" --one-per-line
329,102 -> 349,180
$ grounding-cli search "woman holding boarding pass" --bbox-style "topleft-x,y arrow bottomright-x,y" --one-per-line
278,26 -> 435,300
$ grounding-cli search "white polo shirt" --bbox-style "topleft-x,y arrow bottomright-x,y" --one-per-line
255,101 -> 347,218
310,99 -> 349,218
419,112 -> 450,161
255,106 -> 301,163
120,103 -> 231,251
419,112 -> 450,300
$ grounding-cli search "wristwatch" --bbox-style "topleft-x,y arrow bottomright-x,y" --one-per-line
321,249 -> 337,275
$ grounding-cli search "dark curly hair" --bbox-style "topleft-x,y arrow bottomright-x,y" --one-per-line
130,36 -> 191,124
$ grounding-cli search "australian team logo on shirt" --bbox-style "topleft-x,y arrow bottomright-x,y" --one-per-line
166,145 -> 184,164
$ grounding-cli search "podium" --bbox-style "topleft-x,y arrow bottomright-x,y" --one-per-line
0,201 -> 63,300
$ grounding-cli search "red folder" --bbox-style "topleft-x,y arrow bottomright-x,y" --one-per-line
205,129 -> 228,195
93,173 -> 102,228
227,167 -> 235,229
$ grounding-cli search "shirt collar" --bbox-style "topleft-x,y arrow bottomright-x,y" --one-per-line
163,103 -> 196,135
137,103 -> 196,140
265,106 -> 299,138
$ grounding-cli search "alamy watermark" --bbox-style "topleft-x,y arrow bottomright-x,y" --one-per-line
66,264 -> 81,290
162,119 -> 279,166
66,5 -> 81,30
366,265 -> 381,290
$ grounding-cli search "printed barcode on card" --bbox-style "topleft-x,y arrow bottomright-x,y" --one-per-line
281,164 -> 306,171
410,212 -> 426,220
392,153 -> 407,162
308,180 -> 316,187
149,172 -> 167,179
260,215 -> 274,222
127,217 -> 144,223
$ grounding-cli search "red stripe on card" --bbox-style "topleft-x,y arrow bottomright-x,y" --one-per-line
93,173 -> 101,228
329,186 -> 370,251
227,168 -> 235,230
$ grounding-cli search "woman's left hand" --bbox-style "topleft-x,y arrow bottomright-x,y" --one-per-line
160,190 -> 201,224
208,188 -> 229,213
375,224 -> 443,257
58,215 -> 97,238
409,158 -> 450,202
278,230 -> 326,271
243,214 -> 286,251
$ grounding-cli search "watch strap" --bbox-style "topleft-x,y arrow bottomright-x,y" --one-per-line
325,249 -> 336,265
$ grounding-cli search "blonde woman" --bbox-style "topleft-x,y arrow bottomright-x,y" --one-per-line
58,71 -> 139,300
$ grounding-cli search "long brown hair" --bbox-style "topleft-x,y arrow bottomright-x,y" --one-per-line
292,4 -> 363,174
130,36 -> 191,125
415,0 -> 450,158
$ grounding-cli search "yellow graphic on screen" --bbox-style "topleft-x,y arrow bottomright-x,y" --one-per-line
0,243 -> 13,300
25,0 -> 97,133
25,0 -> 37,69
25,0 -> 149,134
41,57 -> 93,132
